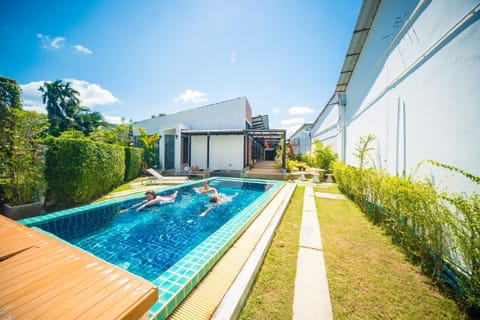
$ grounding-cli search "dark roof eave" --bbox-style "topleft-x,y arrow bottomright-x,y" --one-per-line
334,0 -> 382,93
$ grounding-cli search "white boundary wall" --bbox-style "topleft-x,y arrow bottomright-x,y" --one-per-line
341,0 -> 479,194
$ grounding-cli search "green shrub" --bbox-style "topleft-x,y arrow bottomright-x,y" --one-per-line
333,161 -> 480,313
273,158 -> 295,173
45,137 -> 125,210
301,139 -> 338,172
124,147 -> 143,181
1,109 -> 48,205
288,159 -> 308,171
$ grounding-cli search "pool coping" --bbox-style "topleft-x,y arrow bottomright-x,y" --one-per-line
210,182 -> 297,319
167,181 -> 296,320
18,177 -> 284,319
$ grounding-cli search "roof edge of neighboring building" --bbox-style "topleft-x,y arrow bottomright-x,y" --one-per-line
334,0 -> 382,94
288,122 -> 314,140
133,96 -> 249,124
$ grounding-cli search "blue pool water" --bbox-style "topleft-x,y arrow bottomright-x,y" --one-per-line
27,179 -> 273,282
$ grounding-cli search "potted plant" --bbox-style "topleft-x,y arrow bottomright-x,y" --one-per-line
0,108 -> 47,220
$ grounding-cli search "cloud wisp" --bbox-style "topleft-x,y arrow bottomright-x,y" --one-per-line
37,33 -> 65,49
173,89 -> 208,103
288,105 -> 314,115
73,45 -> 93,55
37,33 -> 92,55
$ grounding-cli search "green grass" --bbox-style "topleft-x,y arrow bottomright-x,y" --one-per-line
239,183 -> 467,319
316,185 -> 466,319
95,177 -> 146,201
239,186 -> 305,319
314,183 -> 342,194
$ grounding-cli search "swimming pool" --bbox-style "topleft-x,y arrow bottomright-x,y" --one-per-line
20,177 -> 284,319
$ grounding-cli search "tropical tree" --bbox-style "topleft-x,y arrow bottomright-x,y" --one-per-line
1,77 -> 23,202
312,139 -> 338,172
89,119 -> 133,146
137,127 -> 160,168
75,110 -> 109,135
3,109 -> 48,205
0,77 -> 22,111
39,79 -> 80,136
0,78 -> 48,205
39,79 -> 109,136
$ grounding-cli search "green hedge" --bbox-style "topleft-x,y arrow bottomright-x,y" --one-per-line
333,162 -> 480,313
124,147 -> 143,181
45,137 -> 125,210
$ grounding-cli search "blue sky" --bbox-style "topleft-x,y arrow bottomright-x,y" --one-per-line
0,0 -> 362,136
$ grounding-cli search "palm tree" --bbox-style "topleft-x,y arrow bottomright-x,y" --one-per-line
39,80 -> 80,136
75,111 -> 108,135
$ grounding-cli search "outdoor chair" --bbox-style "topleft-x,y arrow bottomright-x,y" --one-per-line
176,165 -> 210,179
143,168 -> 189,185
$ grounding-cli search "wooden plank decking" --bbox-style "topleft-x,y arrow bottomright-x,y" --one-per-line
0,215 -> 158,319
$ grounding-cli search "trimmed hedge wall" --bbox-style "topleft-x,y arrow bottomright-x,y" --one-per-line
333,161 -> 480,313
125,147 -> 143,181
45,137 -> 125,210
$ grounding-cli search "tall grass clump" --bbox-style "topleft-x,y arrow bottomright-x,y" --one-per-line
334,135 -> 480,315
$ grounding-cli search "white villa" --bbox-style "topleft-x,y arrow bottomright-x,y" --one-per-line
311,0 -> 480,194
133,97 -> 287,174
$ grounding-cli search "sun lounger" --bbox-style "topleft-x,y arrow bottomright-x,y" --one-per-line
143,168 -> 189,185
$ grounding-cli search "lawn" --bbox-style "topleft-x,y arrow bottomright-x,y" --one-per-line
239,186 -> 305,319
317,185 -> 465,319
239,183 -> 467,319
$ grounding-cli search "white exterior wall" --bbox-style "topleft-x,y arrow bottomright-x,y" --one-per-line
289,124 -> 313,155
209,136 -> 244,170
311,103 -> 339,153
290,133 -> 311,155
191,136 -> 208,169
344,0 -> 480,194
133,97 -> 250,171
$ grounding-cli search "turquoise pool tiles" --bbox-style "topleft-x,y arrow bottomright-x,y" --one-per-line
17,177 -> 283,319
149,179 -> 283,319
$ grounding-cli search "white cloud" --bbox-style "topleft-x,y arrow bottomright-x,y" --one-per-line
288,105 -> 314,115
24,105 -> 48,114
103,115 -> 123,124
65,79 -> 119,107
37,33 -> 65,49
21,81 -> 46,112
20,79 -> 119,111
230,50 -> 236,64
272,107 -> 280,115
280,117 -> 305,126
173,89 -> 208,103
73,45 -> 93,55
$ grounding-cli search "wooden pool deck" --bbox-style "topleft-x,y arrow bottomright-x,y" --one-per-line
0,215 -> 158,319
